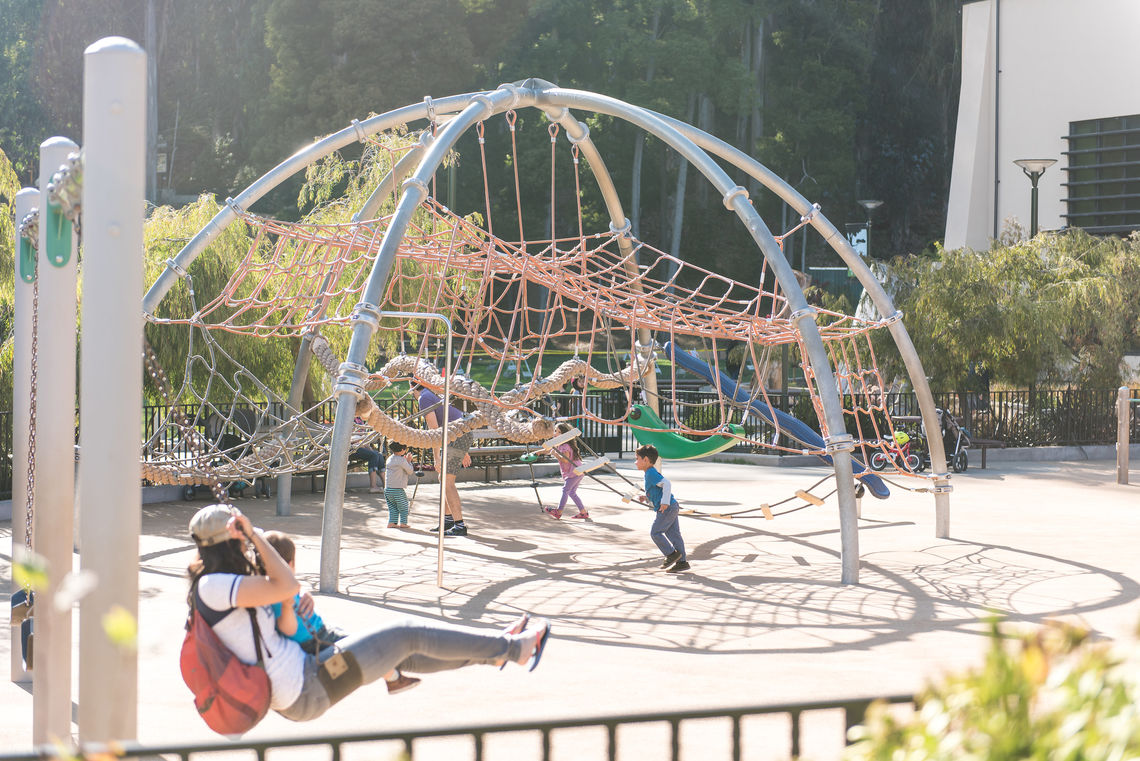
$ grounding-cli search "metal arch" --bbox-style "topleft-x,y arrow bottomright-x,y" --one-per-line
141,92 -> 481,318
141,80 -> 924,586
527,85 -> 860,584
275,129 -> 437,517
319,86 -> 526,590
638,108 -> 951,537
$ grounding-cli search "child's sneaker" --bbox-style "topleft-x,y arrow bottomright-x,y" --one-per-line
544,507 -> 563,520
570,512 -> 590,520
386,672 -> 421,694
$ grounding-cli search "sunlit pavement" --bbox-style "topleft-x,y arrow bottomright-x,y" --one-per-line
2,457 -> 1139,758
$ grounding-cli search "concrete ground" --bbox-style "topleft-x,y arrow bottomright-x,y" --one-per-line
1,457 -> 1139,759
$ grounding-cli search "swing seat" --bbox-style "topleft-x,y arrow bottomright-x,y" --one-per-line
543,427 -> 582,449
10,589 -> 33,626
21,617 -> 33,670
573,456 -> 610,475
519,453 -> 539,464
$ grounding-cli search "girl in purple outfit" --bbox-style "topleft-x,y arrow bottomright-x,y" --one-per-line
541,422 -> 590,520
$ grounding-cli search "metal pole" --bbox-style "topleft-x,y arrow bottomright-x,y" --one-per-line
645,108 -> 952,539
1118,386 -> 1130,485
78,37 -> 146,743
276,332 -> 315,517
437,326 -> 453,588
10,186 -> 37,685
34,135 -> 79,744
536,85 -> 860,584
1029,174 -> 1040,237
144,0 -> 157,203
319,89 -> 516,593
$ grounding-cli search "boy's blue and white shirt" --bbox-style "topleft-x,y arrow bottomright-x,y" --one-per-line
643,466 -> 679,510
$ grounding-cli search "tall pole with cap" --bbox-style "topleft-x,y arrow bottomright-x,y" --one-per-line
77,36 -> 146,742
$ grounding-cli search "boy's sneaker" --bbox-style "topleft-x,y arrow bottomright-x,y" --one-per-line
430,518 -> 456,533
666,560 -> 691,574
444,522 -> 468,537
660,550 -> 682,568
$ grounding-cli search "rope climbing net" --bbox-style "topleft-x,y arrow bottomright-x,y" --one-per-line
140,112 -> 933,492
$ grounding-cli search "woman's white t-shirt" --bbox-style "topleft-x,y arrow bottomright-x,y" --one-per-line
196,573 -> 306,710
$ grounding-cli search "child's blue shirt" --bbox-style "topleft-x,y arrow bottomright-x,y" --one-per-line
270,594 -> 325,644
643,466 -> 679,510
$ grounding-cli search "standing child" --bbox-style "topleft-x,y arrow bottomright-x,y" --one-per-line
634,444 -> 690,573
540,422 -> 589,520
263,530 -> 420,693
384,442 -> 416,528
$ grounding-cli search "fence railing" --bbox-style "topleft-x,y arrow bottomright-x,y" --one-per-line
0,694 -> 914,761
2,387 -> 1137,499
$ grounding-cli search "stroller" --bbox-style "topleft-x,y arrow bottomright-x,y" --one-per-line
925,408 -> 971,473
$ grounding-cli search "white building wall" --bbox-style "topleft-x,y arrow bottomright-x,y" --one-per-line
945,0 -> 1140,250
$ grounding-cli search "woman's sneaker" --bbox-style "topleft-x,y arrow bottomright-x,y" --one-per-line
386,672 -> 421,694
444,521 -> 468,537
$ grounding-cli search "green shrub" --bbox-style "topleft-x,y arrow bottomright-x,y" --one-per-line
846,618 -> 1140,761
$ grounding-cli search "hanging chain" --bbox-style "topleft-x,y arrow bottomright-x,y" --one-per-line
24,258 -> 38,551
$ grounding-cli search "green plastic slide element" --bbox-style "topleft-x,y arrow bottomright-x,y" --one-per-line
629,404 -> 745,460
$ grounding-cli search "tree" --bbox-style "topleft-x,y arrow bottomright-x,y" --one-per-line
856,0 -> 961,259
0,0 -> 52,183
873,228 -> 1140,392
0,146 -> 20,409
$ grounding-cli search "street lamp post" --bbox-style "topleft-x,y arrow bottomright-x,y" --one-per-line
1013,158 -> 1056,237
857,199 -> 883,258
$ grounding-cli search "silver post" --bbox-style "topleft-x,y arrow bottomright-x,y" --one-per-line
78,36 -> 146,743
34,134 -> 79,744
1118,386 -> 1130,485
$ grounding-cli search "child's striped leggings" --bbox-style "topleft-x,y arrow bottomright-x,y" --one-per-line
385,487 -> 409,524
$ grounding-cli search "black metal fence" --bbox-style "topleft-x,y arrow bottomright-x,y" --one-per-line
0,694 -> 913,761
2,388 -> 1138,499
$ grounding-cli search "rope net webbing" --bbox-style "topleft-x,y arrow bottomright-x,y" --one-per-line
153,199 -> 886,346
142,117 -> 932,486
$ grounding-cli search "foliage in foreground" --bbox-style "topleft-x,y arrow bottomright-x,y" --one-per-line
846,618 -> 1140,761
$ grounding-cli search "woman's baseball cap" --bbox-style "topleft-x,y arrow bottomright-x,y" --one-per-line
189,504 -> 235,547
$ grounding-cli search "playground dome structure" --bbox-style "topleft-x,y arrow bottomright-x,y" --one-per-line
137,79 -> 953,588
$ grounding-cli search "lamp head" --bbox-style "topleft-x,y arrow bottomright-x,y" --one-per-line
857,199 -> 884,213
1014,158 -> 1057,176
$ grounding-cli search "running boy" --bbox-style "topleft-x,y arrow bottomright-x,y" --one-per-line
634,444 -> 690,573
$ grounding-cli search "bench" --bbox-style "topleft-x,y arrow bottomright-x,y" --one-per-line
467,430 -> 541,482
969,437 -> 1006,469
